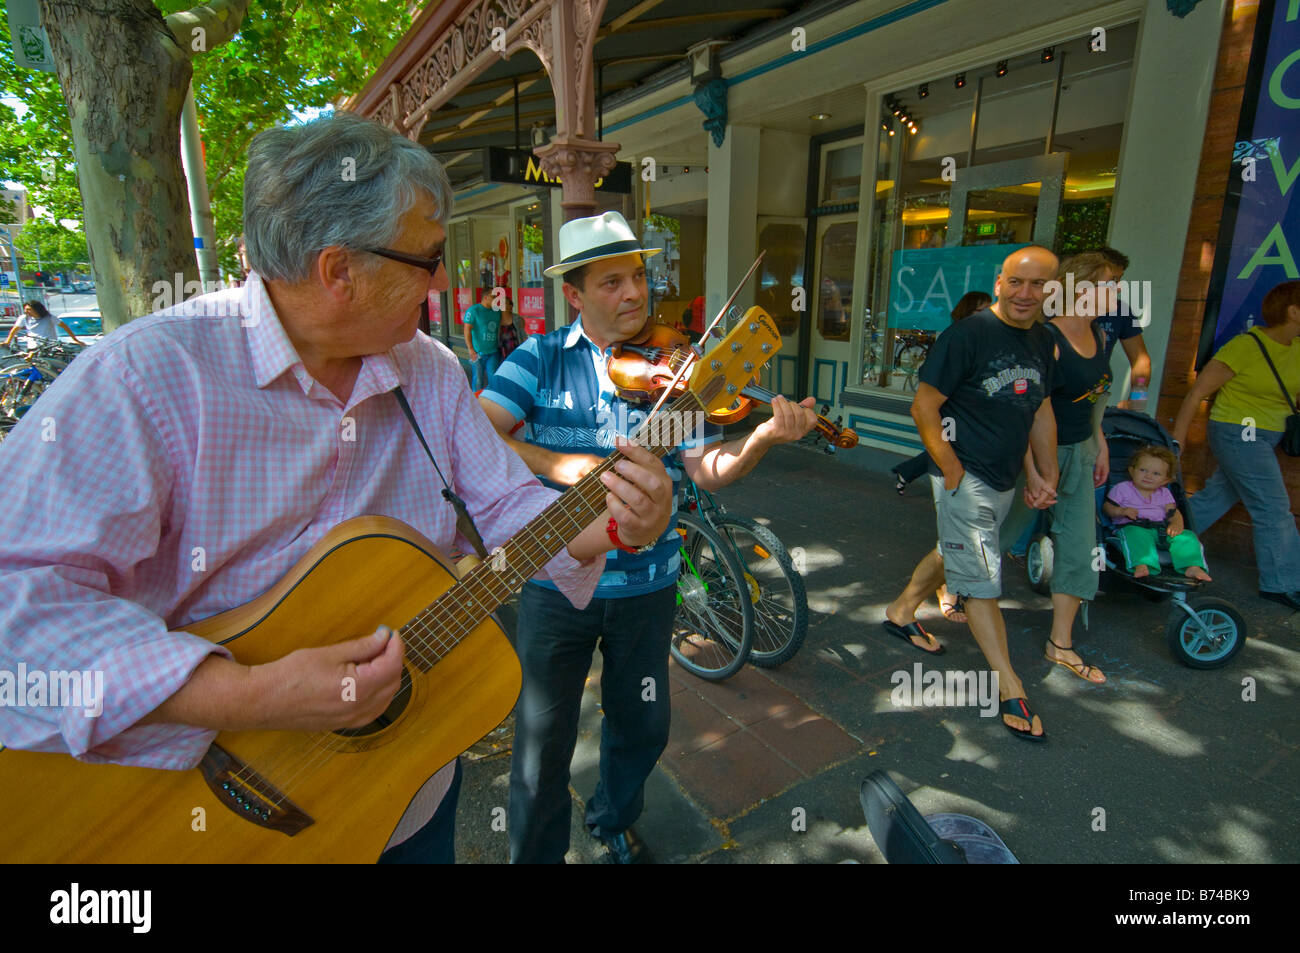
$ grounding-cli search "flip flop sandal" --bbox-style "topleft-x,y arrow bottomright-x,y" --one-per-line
1045,638 -> 1105,684
939,593 -> 967,622
881,619 -> 946,655
999,697 -> 1047,742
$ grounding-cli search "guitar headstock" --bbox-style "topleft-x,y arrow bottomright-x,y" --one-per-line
688,307 -> 782,415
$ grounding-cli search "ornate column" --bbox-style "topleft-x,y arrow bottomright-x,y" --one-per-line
520,0 -> 618,221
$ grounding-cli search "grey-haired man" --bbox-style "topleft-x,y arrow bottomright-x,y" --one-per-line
0,113 -> 673,863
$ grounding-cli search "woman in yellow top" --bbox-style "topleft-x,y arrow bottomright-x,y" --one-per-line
1173,280 -> 1300,609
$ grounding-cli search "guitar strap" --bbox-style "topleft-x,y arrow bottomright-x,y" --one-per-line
393,386 -> 490,560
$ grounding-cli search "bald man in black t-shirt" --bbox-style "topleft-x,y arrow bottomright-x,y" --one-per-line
882,246 -> 1061,741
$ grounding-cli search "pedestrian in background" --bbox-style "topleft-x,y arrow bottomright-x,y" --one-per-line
462,288 -> 501,390
1173,279 -> 1300,609
889,288 -> 992,622
999,252 -> 1114,686
3,300 -> 87,350
1093,247 -> 1152,411
882,246 -> 1059,741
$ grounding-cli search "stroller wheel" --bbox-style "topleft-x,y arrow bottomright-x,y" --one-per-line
1166,597 -> 1246,669
1026,533 -> 1053,596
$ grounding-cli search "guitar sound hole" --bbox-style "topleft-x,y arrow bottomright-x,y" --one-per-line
332,664 -> 414,738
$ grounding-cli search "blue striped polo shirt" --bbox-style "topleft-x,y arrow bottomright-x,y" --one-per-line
481,317 -> 721,597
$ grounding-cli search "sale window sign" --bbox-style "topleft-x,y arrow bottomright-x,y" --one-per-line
519,286 -> 546,336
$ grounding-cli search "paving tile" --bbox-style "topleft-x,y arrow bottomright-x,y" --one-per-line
688,665 -> 798,726
665,730 -> 803,818
666,687 -> 742,758
746,707 -> 863,775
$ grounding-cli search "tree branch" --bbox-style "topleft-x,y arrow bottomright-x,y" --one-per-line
165,0 -> 251,55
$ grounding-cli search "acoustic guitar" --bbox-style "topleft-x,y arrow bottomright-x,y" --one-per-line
0,308 -> 782,862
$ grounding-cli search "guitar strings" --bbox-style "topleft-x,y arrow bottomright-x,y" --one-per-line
222,459 -> 619,803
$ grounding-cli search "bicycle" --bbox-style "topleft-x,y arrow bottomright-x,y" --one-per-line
671,508 -> 754,680
0,358 -> 59,418
678,477 -> 809,669
892,329 -> 935,392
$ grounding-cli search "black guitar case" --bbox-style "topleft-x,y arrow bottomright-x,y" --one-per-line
860,770 -> 1020,864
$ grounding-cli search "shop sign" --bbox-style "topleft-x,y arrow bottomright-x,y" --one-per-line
519,286 -> 546,335
890,243 -> 1022,331
1202,0 -> 1300,361
485,147 -> 632,194
454,287 -> 471,326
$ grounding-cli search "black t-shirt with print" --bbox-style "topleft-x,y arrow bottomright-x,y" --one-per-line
919,307 -> 1054,491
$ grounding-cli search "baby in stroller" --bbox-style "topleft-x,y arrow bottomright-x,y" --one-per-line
1102,443 -> 1212,582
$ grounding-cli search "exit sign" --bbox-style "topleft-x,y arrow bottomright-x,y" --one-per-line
976,222 -> 996,236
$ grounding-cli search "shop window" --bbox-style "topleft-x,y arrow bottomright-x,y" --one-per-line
821,143 -> 863,204
644,207 -> 706,335
449,219 -> 474,331
756,222 -> 806,337
817,223 -> 856,342
859,23 -> 1135,397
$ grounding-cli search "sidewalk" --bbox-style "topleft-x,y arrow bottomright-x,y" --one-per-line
455,439 -> 1300,863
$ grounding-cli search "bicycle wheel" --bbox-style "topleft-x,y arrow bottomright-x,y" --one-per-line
713,515 -> 808,667
671,510 -> 754,681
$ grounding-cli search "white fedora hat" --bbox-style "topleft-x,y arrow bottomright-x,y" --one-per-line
543,211 -> 659,279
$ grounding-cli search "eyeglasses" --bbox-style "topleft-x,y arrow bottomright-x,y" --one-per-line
366,246 -> 444,276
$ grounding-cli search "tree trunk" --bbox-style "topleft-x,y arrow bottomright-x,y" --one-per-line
39,1 -> 198,331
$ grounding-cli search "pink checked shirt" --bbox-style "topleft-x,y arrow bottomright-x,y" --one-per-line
0,272 -> 603,771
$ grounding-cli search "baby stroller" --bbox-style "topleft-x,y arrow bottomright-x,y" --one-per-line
1026,408 -> 1245,669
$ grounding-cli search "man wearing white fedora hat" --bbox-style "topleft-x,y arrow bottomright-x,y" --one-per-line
480,210 -> 818,863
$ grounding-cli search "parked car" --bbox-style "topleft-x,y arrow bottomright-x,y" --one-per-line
56,309 -> 104,346
72,282 -> 95,294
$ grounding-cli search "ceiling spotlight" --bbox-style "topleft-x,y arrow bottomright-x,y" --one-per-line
908,125 -> 917,135
918,83 -> 929,99
996,60 -> 1008,77
810,112 -> 831,120
955,72 -> 966,89
1042,46 -> 1055,63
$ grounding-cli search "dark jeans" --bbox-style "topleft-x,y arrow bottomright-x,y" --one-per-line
473,352 -> 501,390
377,758 -> 462,864
508,582 -> 677,864
892,450 -> 931,486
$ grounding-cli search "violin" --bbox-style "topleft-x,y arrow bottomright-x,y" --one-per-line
608,322 -> 859,449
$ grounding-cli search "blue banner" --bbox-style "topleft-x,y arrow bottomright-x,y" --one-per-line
889,244 -> 1021,331
1203,0 -> 1300,359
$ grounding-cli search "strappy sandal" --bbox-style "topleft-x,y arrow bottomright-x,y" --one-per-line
939,591 -> 967,623
1045,638 -> 1106,684
881,619 -> 946,655
999,697 -> 1046,742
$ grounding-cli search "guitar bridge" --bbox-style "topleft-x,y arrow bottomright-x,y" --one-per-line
199,744 -> 314,836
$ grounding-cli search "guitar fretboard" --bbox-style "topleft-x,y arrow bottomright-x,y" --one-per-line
399,387 -> 707,669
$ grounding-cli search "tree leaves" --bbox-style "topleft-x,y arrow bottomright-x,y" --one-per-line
2,1 -> 414,275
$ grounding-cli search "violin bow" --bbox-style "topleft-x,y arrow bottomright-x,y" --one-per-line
633,251 -> 768,436
696,250 -> 766,357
